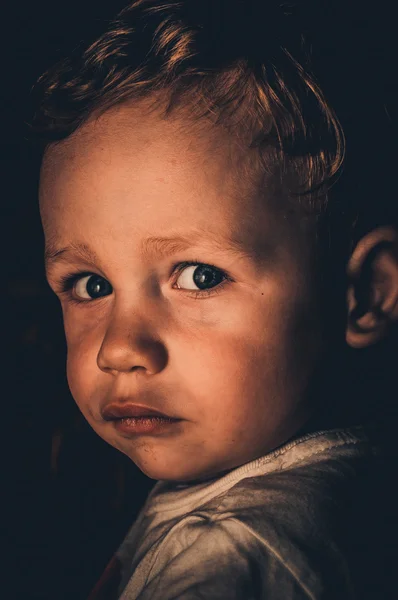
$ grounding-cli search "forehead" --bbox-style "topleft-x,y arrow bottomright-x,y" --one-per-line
41,103 -> 257,189
39,103 -> 288,258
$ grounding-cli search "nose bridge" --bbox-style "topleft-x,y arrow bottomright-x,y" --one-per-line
97,300 -> 167,375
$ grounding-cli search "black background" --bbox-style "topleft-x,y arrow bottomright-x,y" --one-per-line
3,3 -> 154,599
2,2 -> 396,599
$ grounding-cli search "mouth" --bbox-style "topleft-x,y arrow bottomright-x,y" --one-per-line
101,403 -> 182,436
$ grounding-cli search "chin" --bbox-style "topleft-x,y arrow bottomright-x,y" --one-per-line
127,452 -> 212,483
135,461 -> 196,482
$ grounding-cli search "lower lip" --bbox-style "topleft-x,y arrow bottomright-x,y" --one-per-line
112,416 -> 181,435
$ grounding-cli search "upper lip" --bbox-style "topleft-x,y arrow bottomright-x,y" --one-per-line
102,403 -> 177,421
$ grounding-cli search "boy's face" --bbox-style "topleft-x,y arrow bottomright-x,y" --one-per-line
40,104 -> 323,482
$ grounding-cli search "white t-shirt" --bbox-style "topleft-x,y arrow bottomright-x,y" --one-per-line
116,425 -> 385,599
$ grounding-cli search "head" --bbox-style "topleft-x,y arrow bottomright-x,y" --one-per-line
36,0 -> 398,481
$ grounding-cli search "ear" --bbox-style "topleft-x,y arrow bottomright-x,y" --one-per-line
346,226 -> 398,348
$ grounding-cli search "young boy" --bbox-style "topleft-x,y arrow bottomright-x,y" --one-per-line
34,1 -> 398,598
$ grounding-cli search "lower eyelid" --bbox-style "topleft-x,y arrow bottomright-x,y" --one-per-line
181,278 -> 230,298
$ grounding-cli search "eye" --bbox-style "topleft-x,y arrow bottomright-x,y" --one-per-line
175,264 -> 226,291
74,274 -> 113,300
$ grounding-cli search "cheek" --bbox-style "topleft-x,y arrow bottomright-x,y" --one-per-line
63,312 -> 103,406
172,291 -> 319,415
66,344 -> 95,410
172,309 -> 288,399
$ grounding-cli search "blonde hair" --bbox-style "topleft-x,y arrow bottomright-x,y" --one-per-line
33,0 -> 344,212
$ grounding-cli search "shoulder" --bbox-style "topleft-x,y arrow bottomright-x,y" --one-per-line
133,512 -> 315,600
217,424 -> 383,526
202,431 -> 384,599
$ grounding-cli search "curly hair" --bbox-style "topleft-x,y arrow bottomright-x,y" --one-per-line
32,0 -> 345,208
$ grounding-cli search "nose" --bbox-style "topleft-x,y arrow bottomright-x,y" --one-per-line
96,312 -> 168,375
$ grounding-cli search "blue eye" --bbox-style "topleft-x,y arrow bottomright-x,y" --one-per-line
74,275 -> 113,299
59,272 -> 113,300
175,264 -> 226,291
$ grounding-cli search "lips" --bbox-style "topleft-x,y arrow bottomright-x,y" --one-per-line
102,403 -> 176,421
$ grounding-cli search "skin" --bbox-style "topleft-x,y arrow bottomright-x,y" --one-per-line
39,104 -> 324,482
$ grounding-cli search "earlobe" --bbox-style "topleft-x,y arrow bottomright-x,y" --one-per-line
346,226 -> 398,349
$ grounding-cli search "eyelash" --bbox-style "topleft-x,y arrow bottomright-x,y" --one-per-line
57,260 -> 232,305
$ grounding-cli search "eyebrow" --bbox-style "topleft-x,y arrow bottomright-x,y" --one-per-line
44,232 -> 254,268
45,242 -> 100,267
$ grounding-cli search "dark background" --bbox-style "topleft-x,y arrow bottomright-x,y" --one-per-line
3,3 -> 154,599
2,2 -> 396,599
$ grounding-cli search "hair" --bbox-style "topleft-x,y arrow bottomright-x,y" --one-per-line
32,0 -> 344,201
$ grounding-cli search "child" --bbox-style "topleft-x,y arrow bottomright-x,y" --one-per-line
34,1 -> 398,598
